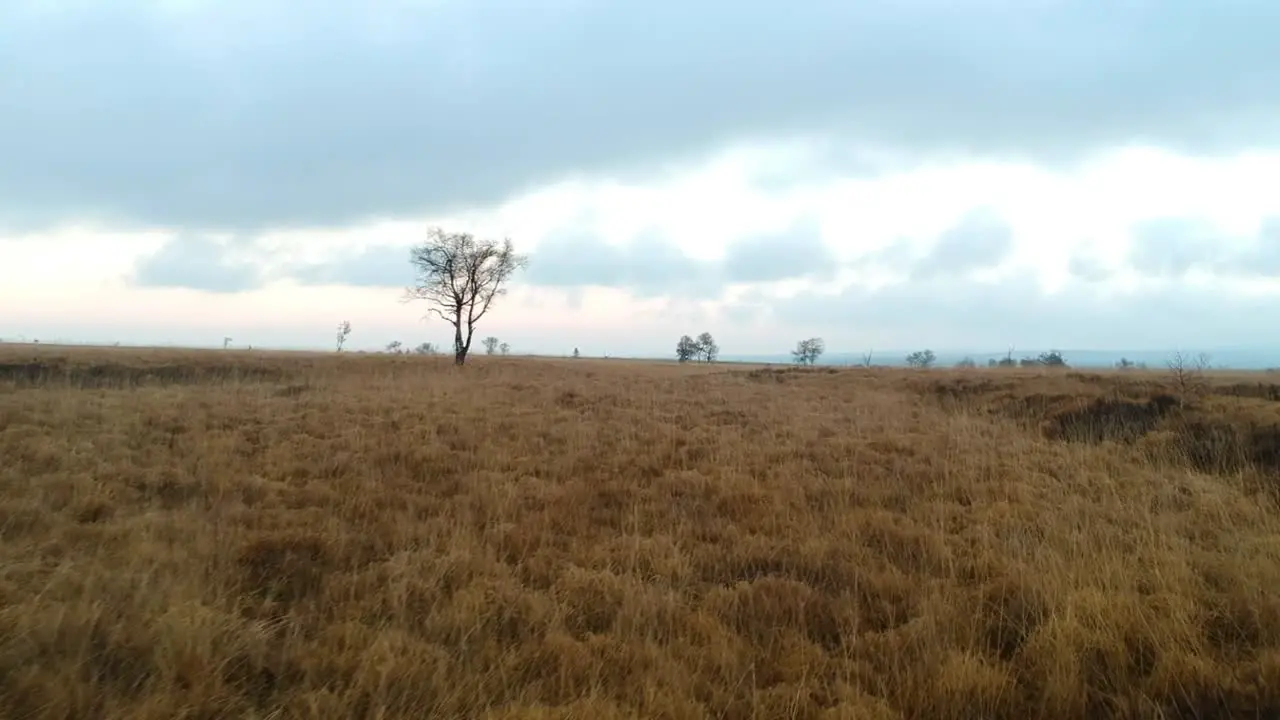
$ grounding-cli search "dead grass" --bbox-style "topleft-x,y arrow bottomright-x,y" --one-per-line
2,346 -> 1280,718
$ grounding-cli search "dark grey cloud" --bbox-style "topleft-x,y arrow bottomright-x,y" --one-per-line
1127,217 -> 1224,277
3,0 -> 1279,233
128,210 -> 1280,299
1236,218 -> 1280,276
721,221 -> 837,284
743,275 -> 1280,352
910,210 -> 1013,280
290,244 -> 414,288
1067,254 -> 1113,283
522,233 -> 719,298
745,142 -> 904,195
849,211 -> 1014,279
130,235 -> 259,293
265,219 -> 838,296
1127,216 -> 1280,278
851,237 -> 919,274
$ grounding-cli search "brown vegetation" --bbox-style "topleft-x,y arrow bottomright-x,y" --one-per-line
2,346 -> 1280,718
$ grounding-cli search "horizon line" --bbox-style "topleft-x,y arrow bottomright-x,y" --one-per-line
2,339 -> 1276,369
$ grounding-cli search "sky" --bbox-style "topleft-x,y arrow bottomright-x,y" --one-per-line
4,0 -> 1280,358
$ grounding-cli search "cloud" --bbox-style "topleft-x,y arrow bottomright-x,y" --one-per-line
740,275 -> 1280,352
3,0 -> 1279,233
909,210 -> 1013,279
1127,217 -> 1224,277
720,220 -> 837,284
129,235 -> 260,293
1067,254 -> 1113,283
277,233 -> 721,297
849,210 -> 1014,279
268,218 -> 838,296
523,233 -> 718,298
290,244 -> 414,288
1235,217 -> 1280,276
1127,216 -> 1280,278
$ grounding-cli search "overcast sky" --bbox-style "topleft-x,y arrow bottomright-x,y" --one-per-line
4,0 -> 1280,357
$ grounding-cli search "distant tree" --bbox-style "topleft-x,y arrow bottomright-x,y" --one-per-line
499,342 -> 510,356
572,347 -> 580,359
905,349 -> 936,368
1116,357 -> 1135,370
483,336 -> 500,355
955,356 -> 977,368
988,358 -> 999,368
696,332 -> 719,363
1168,350 -> 1211,405
336,320 -> 352,352
1019,357 -> 1040,367
413,342 -> 437,355
1038,350 -> 1067,367
223,337 -> 232,350
792,337 -> 825,366
676,335 -> 699,363
403,227 -> 529,366
386,340 -> 404,354
861,350 -> 874,368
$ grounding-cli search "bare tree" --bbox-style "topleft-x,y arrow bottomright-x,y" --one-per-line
336,321 -> 352,352
696,332 -> 719,363
483,336 -> 500,355
403,228 -> 529,365
906,349 -> 936,368
861,350 -> 874,368
792,337 -> 825,366
223,337 -> 232,350
1038,350 -> 1068,367
676,335 -> 698,362
1168,350 -> 1211,405
499,342 -> 510,356
386,340 -> 404,354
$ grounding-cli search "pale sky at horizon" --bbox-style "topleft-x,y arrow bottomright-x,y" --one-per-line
4,1 -> 1280,357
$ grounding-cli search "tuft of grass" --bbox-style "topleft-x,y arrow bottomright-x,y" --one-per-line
2,346 -> 1280,718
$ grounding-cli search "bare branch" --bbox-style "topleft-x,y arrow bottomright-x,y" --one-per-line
404,228 -> 528,365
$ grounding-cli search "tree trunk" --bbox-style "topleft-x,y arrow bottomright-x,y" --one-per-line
453,324 -> 467,365
460,326 -> 474,365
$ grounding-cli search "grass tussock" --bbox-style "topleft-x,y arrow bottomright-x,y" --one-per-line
2,346 -> 1280,718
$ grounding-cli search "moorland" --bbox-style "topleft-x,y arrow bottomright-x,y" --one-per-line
2,345 -> 1280,719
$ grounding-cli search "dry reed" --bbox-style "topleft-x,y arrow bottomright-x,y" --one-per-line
1,345 -> 1279,719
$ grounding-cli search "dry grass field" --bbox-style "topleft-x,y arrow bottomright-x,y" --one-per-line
2,345 -> 1280,719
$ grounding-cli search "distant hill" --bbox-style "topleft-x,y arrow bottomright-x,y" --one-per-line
4,339 -> 1276,371
718,348 -> 1280,370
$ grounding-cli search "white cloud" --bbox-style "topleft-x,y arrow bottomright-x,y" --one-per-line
5,142 -> 1280,357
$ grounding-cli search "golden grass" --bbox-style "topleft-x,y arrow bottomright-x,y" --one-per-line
2,346 -> 1280,719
